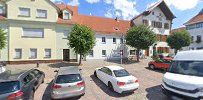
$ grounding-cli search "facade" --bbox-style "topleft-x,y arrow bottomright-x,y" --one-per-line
131,1 -> 175,56
184,9 -> 203,50
0,0 -> 132,63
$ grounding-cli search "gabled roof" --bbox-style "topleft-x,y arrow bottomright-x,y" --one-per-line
184,9 -> 203,25
77,15 -> 130,34
131,0 -> 176,21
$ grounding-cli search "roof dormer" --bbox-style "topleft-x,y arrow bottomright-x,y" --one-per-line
63,10 -> 72,20
0,3 -> 6,16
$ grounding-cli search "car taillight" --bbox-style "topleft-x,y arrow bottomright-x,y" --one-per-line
7,91 -> 23,100
117,82 -> 125,86
52,84 -> 62,89
77,81 -> 85,87
135,80 -> 138,83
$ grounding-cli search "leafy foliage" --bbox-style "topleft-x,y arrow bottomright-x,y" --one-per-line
68,24 -> 95,65
126,25 -> 156,61
167,30 -> 191,53
0,28 -> 6,50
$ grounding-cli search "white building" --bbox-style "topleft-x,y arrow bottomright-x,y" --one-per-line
184,9 -> 203,50
131,0 -> 176,56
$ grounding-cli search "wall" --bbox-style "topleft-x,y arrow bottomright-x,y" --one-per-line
8,21 -> 57,61
6,0 -> 58,22
55,25 -> 77,60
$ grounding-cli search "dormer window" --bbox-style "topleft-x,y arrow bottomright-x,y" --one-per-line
63,10 -> 71,20
0,5 -> 5,15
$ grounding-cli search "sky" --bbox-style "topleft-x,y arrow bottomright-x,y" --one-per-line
51,0 -> 203,29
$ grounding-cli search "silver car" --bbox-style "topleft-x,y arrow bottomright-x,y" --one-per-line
51,66 -> 85,99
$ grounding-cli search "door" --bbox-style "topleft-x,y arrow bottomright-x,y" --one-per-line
63,49 -> 70,61
145,49 -> 149,56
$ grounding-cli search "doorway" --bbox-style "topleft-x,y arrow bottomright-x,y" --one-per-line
63,49 -> 70,61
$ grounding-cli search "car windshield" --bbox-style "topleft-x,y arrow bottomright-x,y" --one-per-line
56,74 -> 82,84
169,61 -> 203,77
0,81 -> 20,95
113,69 -> 130,77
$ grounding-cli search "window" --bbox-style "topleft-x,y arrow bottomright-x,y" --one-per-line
191,36 -> 194,43
130,50 -> 136,55
164,23 -> 169,29
100,67 -> 112,76
102,37 -> 106,43
37,9 -> 47,18
23,74 -> 34,85
102,50 -> 106,57
89,50 -> 93,57
63,30 -> 69,38
45,49 -> 51,58
22,28 -> 44,38
196,35 -> 202,43
120,38 -> 124,44
14,49 -> 22,59
113,38 -> 116,44
19,8 -> 30,17
143,19 -> 149,26
30,49 -> 37,59
0,6 -> 4,14
64,12 -> 71,20
151,21 -> 162,28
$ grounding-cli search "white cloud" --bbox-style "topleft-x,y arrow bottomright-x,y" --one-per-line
164,0 -> 199,10
68,0 -> 80,6
51,0 -> 63,3
104,0 -> 139,20
86,0 -> 100,4
104,9 -> 113,18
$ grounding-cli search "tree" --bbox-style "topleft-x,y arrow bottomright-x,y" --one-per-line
126,25 -> 156,62
167,30 -> 191,54
0,28 -> 6,50
68,24 -> 95,65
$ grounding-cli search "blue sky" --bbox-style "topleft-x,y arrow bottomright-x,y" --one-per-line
52,0 -> 203,29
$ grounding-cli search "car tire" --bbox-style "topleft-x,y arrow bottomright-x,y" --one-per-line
108,82 -> 114,92
94,71 -> 97,78
149,64 -> 155,70
29,90 -> 34,100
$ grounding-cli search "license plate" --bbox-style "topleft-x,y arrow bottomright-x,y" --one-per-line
126,80 -> 134,84
171,96 -> 183,100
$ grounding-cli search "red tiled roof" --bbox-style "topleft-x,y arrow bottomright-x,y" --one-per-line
0,15 -> 5,20
77,15 -> 130,34
185,14 -> 203,25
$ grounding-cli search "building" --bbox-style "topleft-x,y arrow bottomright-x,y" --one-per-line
0,0 -> 132,64
184,9 -> 203,50
131,0 -> 176,56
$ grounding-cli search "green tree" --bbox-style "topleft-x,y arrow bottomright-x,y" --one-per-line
126,25 -> 156,62
0,28 -> 6,50
68,24 -> 95,65
167,30 -> 191,54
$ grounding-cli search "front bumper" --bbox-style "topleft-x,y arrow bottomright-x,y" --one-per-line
161,85 -> 203,100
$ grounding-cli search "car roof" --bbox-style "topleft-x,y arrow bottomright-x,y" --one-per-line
105,65 -> 124,71
58,66 -> 80,75
0,69 -> 29,82
174,50 -> 203,61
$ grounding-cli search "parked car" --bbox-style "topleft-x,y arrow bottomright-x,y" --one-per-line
162,50 -> 203,99
51,66 -> 85,99
94,66 -> 139,94
148,60 -> 171,70
0,68 -> 45,100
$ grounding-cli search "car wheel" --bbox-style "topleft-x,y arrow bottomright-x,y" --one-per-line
94,71 -> 97,78
29,90 -> 34,100
149,64 -> 155,70
108,82 -> 114,92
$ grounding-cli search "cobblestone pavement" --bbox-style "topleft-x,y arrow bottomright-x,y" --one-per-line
7,59 -> 169,100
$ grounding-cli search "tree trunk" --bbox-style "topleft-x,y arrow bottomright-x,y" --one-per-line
136,49 -> 140,62
79,54 -> 82,65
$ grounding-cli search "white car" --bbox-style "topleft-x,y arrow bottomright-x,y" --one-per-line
162,50 -> 203,99
94,65 -> 139,94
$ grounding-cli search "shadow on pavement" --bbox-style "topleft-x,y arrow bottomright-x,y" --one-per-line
145,67 -> 166,74
42,80 -> 82,100
48,62 -> 79,68
90,75 -> 134,97
146,85 -> 169,100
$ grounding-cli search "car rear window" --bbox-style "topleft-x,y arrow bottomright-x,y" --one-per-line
0,81 -> 20,95
113,69 -> 130,77
56,74 -> 82,84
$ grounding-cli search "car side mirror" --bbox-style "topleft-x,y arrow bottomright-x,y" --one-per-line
54,70 -> 58,73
